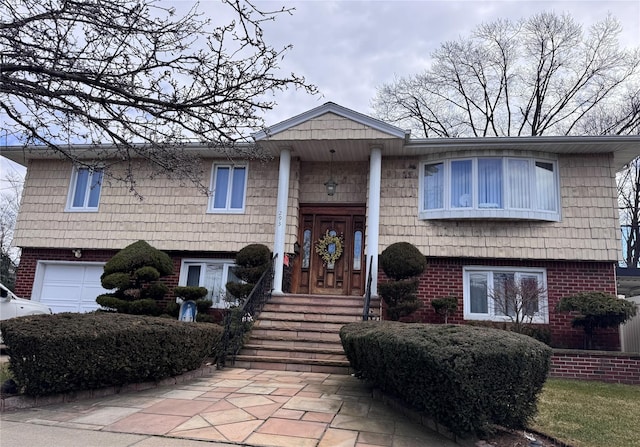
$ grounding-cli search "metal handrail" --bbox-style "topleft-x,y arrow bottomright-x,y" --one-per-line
216,254 -> 277,368
363,255 -> 374,320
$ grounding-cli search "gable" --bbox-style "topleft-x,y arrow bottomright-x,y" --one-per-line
253,102 -> 408,142
267,112 -> 401,141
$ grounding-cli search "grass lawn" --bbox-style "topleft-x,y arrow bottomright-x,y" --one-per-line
533,378 -> 640,447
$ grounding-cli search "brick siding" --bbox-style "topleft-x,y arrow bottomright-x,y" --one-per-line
379,257 -> 620,350
550,350 -> 640,385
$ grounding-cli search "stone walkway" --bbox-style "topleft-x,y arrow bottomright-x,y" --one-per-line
0,368 -> 458,447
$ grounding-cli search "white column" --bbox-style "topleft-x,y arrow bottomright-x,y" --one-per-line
272,148 -> 291,295
366,146 -> 382,296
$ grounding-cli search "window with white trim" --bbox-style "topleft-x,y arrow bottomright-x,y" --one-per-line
66,167 -> 103,211
179,260 -> 240,308
463,266 -> 548,323
420,157 -> 559,221
209,164 -> 247,212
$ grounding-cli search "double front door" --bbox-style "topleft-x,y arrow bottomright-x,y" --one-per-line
294,204 -> 365,296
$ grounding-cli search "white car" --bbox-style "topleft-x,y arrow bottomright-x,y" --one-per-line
0,282 -> 52,321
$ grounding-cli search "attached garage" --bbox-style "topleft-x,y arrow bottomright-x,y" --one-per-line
32,262 -> 109,313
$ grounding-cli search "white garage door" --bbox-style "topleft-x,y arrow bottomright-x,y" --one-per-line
35,263 -> 109,313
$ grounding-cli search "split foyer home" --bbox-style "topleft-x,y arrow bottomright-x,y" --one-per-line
4,102 -> 639,351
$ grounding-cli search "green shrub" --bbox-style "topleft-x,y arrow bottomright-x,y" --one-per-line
195,299 -> 213,313
97,240 -> 173,315
235,244 -> 271,270
340,321 -> 551,436
103,240 -> 173,277
380,242 -> 426,280
557,291 -> 637,349
379,242 -> 426,321
174,286 -> 208,301
378,280 -> 421,321
0,312 -> 222,396
431,296 -> 458,323
226,243 -> 271,301
466,320 -> 551,345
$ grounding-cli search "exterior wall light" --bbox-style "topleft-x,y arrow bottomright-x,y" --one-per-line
324,149 -> 338,196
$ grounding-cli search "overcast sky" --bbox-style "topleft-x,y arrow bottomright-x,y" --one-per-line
246,0 -> 640,126
1,0 -> 639,179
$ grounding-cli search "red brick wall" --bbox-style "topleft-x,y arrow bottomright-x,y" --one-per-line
550,350 -> 640,385
379,258 -> 620,350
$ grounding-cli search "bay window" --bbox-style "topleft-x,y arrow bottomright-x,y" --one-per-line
420,156 -> 559,221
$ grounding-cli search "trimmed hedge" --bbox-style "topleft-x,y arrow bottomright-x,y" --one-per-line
0,312 -> 222,396
340,322 -> 551,436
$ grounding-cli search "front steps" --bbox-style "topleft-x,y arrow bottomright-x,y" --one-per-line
232,293 -> 380,374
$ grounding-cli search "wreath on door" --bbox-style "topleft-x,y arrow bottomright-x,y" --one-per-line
315,230 -> 344,265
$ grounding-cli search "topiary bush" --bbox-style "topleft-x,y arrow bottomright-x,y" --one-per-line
380,242 -> 426,281
378,280 -> 421,321
340,321 -> 551,437
226,244 -> 271,302
431,296 -> 458,323
379,242 -> 426,320
96,240 -> 173,316
557,291 -> 637,349
0,312 -> 222,396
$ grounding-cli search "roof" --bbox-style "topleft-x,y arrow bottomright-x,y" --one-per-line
2,102 -> 638,167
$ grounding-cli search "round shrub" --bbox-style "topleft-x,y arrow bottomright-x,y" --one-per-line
103,240 -> 173,277
380,242 -> 426,280
235,244 -> 271,269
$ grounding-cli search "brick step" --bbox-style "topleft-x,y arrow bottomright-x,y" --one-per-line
235,293 -> 375,374
263,303 -> 373,315
271,294 -> 367,307
232,359 -> 351,375
254,319 -> 346,332
249,328 -> 342,342
259,311 -> 363,324
234,354 -> 350,368
239,347 -> 347,361
245,336 -> 344,350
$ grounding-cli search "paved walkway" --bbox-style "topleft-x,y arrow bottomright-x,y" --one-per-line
0,368 -> 458,447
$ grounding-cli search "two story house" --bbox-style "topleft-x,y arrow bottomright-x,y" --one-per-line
4,102 -> 639,350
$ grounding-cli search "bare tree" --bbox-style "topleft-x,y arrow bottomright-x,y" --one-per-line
619,157 -> 640,268
373,12 -> 640,137
0,173 -> 23,289
489,274 -> 548,334
1,0 -> 316,192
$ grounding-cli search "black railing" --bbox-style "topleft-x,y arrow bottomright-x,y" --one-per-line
362,256 -> 374,321
216,254 -> 277,368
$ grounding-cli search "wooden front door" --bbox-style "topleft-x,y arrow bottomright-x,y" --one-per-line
294,204 -> 365,296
